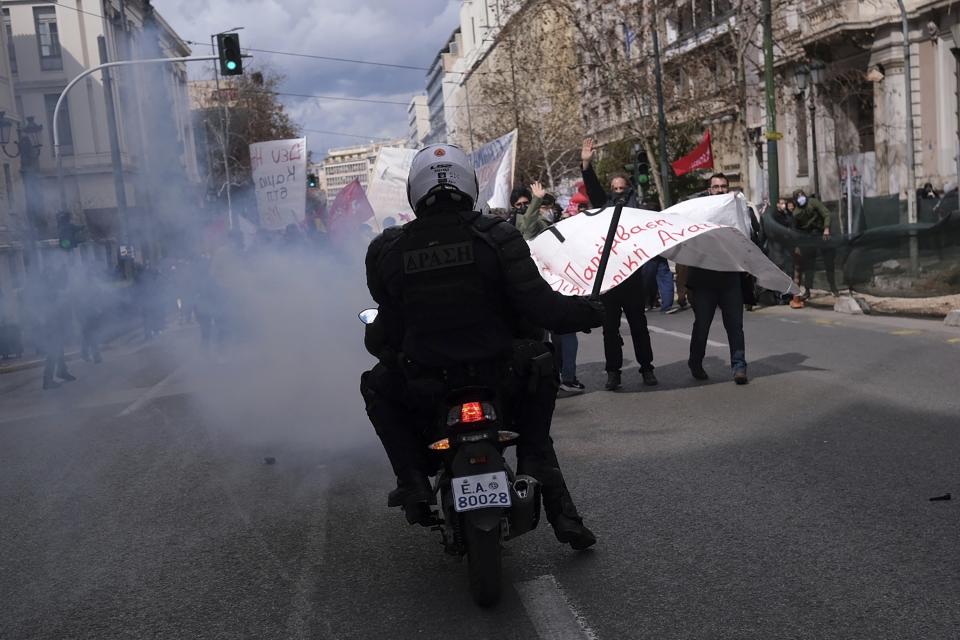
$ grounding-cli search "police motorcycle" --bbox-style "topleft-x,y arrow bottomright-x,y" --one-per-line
359,308 -> 542,607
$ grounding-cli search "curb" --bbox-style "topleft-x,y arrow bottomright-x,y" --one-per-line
0,324 -> 141,375
801,290 -> 960,319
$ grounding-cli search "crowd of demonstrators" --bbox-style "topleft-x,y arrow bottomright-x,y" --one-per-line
516,181 -> 585,396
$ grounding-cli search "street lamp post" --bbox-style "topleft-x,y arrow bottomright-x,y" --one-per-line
0,113 -> 44,270
895,0 -> 918,273
793,62 -> 824,198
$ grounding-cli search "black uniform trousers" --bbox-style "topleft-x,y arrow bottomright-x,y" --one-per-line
600,275 -> 653,373
360,340 -> 562,480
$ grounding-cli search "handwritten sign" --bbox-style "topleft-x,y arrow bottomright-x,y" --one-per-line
250,138 -> 307,230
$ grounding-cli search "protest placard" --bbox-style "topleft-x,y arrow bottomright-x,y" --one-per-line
250,138 -> 307,230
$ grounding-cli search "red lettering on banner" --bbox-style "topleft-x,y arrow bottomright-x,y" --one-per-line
563,263 -> 590,288
658,230 -> 679,246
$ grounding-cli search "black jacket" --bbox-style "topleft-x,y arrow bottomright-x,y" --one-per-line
365,209 -> 602,368
581,164 -> 640,209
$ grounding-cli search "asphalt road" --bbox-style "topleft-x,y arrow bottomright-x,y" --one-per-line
1,305 -> 959,640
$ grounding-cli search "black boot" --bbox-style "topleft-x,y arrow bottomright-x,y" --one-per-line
387,471 -> 434,526
605,370 -> 621,391
519,458 -> 596,550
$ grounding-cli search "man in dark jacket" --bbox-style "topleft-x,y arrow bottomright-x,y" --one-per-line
362,143 -> 604,549
579,138 -> 657,389
686,173 -> 748,385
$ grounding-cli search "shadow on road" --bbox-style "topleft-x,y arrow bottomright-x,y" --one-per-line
573,352 -> 826,394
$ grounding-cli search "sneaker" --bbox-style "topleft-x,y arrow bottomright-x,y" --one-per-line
734,370 -> 749,385
641,369 -> 658,386
57,372 -> 77,382
604,371 -> 621,391
558,381 -> 584,397
689,365 -> 709,381
789,296 -> 805,309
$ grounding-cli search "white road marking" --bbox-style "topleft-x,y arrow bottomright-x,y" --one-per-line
640,322 -> 727,348
516,574 -> 598,640
117,366 -> 183,417
286,465 -> 331,639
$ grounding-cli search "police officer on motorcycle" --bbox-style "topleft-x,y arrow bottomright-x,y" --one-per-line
361,143 -> 604,550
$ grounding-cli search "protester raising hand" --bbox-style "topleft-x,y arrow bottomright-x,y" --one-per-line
531,181 -> 546,200
581,138 -> 595,170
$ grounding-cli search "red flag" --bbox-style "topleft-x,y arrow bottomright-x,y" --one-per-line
671,130 -> 714,177
326,179 -> 375,236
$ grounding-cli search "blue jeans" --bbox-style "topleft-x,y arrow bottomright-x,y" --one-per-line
552,332 -> 579,382
656,259 -> 674,311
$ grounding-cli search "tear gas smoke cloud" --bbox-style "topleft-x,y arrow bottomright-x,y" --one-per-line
172,243 -> 379,455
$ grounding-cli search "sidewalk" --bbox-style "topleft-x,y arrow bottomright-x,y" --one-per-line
0,322 -> 141,375
802,289 -> 960,318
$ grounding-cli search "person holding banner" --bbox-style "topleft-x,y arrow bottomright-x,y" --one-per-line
580,138 -> 658,390
686,174 -> 749,385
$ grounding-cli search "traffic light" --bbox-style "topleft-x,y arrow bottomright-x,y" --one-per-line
307,173 -> 319,188
57,211 -> 82,250
636,150 -> 650,185
217,33 -> 243,76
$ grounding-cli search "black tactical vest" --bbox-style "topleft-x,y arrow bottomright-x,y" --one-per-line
396,212 -> 513,368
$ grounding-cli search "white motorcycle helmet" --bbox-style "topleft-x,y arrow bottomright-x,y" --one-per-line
406,143 -> 480,215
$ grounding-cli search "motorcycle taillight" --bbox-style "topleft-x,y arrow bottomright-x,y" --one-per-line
460,402 -> 484,423
446,401 -> 497,427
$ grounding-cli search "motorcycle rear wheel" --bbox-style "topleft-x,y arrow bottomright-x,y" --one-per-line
465,525 -> 502,607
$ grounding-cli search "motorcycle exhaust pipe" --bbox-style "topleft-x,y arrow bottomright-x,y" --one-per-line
505,475 -> 541,540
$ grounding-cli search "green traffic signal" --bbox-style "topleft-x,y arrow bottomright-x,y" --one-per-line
217,33 -> 243,76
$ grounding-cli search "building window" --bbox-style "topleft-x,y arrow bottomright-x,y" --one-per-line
856,88 -> 875,153
796,97 -> 809,177
3,9 -> 16,74
45,93 -> 73,155
34,6 -> 62,71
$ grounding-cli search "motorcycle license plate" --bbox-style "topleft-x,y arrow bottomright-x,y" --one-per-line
452,471 -> 512,513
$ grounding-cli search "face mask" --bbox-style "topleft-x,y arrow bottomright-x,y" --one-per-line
796,196 -> 807,207
541,209 -> 556,223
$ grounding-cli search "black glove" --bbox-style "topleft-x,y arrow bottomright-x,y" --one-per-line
581,296 -> 605,331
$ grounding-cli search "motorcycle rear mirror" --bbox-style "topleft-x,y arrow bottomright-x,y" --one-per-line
358,308 -> 379,325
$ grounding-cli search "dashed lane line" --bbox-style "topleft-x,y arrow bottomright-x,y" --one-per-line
516,574 -> 598,640
117,365 -> 184,417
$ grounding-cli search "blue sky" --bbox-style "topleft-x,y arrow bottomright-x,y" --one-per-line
155,0 -> 460,156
